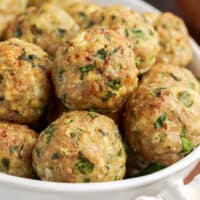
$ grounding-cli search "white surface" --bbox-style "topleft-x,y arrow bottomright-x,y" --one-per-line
0,0 -> 200,200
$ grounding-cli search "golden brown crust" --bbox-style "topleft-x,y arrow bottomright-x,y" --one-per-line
0,121 -> 37,178
0,38 -> 51,124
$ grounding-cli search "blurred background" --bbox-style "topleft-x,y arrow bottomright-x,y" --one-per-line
144,0 -> 200,45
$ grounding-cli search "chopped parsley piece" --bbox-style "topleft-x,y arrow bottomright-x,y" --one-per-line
14,27 -> 22,37
181,127 -> 194,154
168,73 -> 181,81
83,178 -> 91,183
43,123 -> 56,144
177,91 -> 193,108
35,148 -> 42,157
1,158 -> 10,170
19,52 -> 38,63
59,69 -> 65,81
135,56 -> 143,68
79,11 -> 87,19
75,153 -> 94,174
108,78 -> 122,90
88,112 -> 97,119
139,163 -> 166,175
70,132 -> 77,138
153,87 -> 167,97
9,145 -> 18,153
155,113 -> 167,129
102,91 -> 116,102
117,149 -> 122,157
125,29 -> 130,37
57,28 -> 66,37
131,28 -> 145,38
79,63 -> 95,73
51,152 -> 60,160
98,129 -> 108,136
0,74 -> 3,84
94,48 -> 108,61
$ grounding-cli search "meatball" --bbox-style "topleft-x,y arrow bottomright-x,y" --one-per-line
0,0 -> 28,14
141,63 -> 200,93
124,64 -> 200,165
0,122 -> 37,178
3,3 -> 80,57
154,12 -> 192,67
33,111 -> 126,183
52,27 -> 138,114
65,2 -> 100,29
0,38 -> 51,124
87,6 -> 160,73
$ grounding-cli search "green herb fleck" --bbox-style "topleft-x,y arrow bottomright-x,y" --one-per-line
79,63 -> 95,73
177,91 -> 193,108
75,153 -> 94,174
131,28 -> 145,38
117,149 -> 122,157
57,28 -> 66,37
83,178 -> 90,183
102,91 -> 116,102
70,132 -> 77,138
35,148 -> 42,157
14,27 -> 22,37
153,87 -> 167,97
31,25 -> 43,35
43,123 -> 56,144
108,78 -> 122,90
168,73 -> 181,81
59,69 -> 65,81
139,163 -> 166,175
181,127 -> 194,154
19,52 -> 38,63
155,113 -> 167,129
79,11 -> 87,19
88,112 -> 97,119
94,48 -> 108,61
135,56 -> 144,68
1,158 -> 10,170
125,29 -> 129,37
51,152 -> 60,160
9,145 -> 18,154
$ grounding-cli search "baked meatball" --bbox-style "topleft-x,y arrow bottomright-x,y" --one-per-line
141,63 -> 200,93
0,38 -> 51,124
0,0 -> 28,14
0,122 -> 37,178
87,6 -> 160,73
154,12 -> 192,67
3,3 -> 80,56
65,2 -> 100,29
33,111 -> 126,183
124,65 -> 200,165
52,27 -> 138,114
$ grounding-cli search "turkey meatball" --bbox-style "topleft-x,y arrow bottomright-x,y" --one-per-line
33,111 -> 126,183
52,27 -> 138,115
0,122 -> 37,178
0,38 -> 51,124
87,6 -> 160,73
3,3 -> 80,57
154,12 -> 192,67
124,64 -> 200,165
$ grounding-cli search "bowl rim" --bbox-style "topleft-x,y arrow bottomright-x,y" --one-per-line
0,146 -> 199,193
0,0 -> 200,194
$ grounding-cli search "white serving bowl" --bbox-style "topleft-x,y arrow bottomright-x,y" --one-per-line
0,1 -> 200,200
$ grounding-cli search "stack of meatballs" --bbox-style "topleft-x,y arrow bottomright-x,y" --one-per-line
0,0 -> 199,183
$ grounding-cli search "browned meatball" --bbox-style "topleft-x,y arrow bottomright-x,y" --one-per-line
0,38 -> 51,124
124,63 -> 200,165
33,111 -> 126,183
0,122 -> 37,178
52,26 -> 138,115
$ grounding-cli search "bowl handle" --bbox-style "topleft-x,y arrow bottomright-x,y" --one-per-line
136,175 -> 200,200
